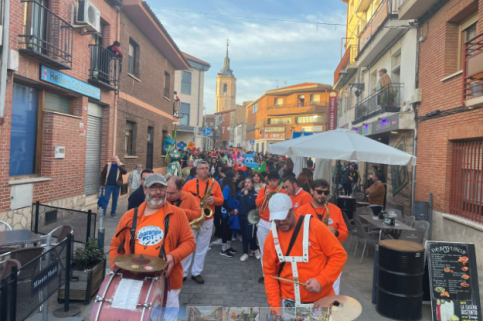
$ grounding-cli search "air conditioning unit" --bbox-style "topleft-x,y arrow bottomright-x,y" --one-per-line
76,0 -> 101,33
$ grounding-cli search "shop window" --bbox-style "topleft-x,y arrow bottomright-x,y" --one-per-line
44,91 -> 71,114
9,83 -> 39,177
125,121 -> 135,156
180,103 -> 190,126
128,38 -> 140,77
164,71 -> 171,98
181,71 -> 192,95
268,117 -> 291,125
296,115 -> 323,124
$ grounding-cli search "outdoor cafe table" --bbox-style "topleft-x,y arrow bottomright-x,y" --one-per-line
358,214 -> 416,240
0,229 -> 41,247
358,214 -> 417,304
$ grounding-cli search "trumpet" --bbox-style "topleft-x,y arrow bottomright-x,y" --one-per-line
190,178 -> 215,231
260,182 -> 283,213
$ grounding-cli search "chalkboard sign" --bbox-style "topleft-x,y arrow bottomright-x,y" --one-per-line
426,241 -> 481,321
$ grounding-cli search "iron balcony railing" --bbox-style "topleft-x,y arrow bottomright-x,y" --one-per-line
334,45 -> 358,85
354,83 -> 404,123
18,1 -> 74,69
89,44 -> 122,90
463,33 -> 483,103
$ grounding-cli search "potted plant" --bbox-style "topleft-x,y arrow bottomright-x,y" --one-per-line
381,89 -> 399,107
58,238 -> 106,304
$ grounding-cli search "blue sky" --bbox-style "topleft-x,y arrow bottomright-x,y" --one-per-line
148,0 -> 347,114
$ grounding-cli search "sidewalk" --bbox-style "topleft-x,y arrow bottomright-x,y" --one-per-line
45,197 -> 480,320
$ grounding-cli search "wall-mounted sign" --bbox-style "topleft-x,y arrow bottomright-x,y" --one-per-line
54,146 -> 66,159
40,65 -> 101,100
265,127 -> 285,133
265,133 -> 285,139
328,91 -> 338,130
32,261 -> 58,296
355,113 -> 400,136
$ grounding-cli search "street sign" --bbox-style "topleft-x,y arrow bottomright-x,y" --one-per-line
203,127 -> 212,136
249,140 -> 255,145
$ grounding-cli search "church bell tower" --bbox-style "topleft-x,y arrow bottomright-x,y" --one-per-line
215,40 -> 237,113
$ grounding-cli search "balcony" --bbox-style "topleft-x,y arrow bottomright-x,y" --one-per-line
246,123 -> 256,132
88,45 -> 121,90
18,1 -> 74,70
356,0 -> 372,13
334,45 -> 358,89
464,33 -> 483,108
357,0 -> 406,68
267,101 -> 328,116
354,83 -> 404,124
399,0 -> 439,20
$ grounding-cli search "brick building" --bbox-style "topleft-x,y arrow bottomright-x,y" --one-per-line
413,0 -> 483,268
203,114 -> 216,150
117,0 -> 189,181
0,0 -> 187,229
245,83 -> 330,153
214,109 -> 232,147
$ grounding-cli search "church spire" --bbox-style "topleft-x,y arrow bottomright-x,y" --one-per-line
219,39 -> 234,77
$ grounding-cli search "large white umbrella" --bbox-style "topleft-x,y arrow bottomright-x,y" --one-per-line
269,128 -> 416,166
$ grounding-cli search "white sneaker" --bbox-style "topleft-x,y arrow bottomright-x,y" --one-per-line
255,250 -> 261,260
210,239 -> 222,246
231,237 -> 236,242
240,254 -> 249,262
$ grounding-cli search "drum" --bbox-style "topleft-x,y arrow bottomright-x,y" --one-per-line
90,268 -> 168,321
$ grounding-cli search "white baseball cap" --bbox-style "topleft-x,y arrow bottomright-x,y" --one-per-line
269,193 -> 293,221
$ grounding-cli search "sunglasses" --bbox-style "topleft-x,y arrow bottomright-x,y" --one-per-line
315,190 -> 330,195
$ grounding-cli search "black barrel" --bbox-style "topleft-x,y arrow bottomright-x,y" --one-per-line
337,196 -> 356,220
377,240 -> 424,320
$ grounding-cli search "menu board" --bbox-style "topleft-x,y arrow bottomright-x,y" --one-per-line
427,242 -> 481,321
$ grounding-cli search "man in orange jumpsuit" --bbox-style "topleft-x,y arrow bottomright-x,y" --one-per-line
256,171 -> 285,283
282,176 -> 312,209
166,176 -> 201,223
263,193 -> 347,307
296,179 -> 348,294
109,174 -> 195,307
182,160 -> 224,284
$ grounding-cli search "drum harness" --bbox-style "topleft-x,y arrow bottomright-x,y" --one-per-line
94,207 -> 170,319
271,214 -> 314,308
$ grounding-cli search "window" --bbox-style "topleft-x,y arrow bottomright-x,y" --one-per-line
223,114 -> 225,121
222,127 -> 225,134
256,143 -> 259,152
261,143 -> 264,153
459,19 -> 478,69
268,117 -> 291,125
230,112 -> 234,120
164,72 -> 170,98
223,84 -> 227,95
128,39 -> 140,76
297,95 -> 305,106
296,115 -> 323,124
252,103 -> 258,113
181,71 -> 192,95
274,98 -> 283,106
180,103 -> 190,126
450,140 -> 483,223
125,121 -> 135,155
9,83 -> 39,176
44,92 -> 71,114
310,94 -> 320,103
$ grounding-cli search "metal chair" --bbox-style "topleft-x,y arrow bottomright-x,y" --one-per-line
404,216 -> 416,227
355,192 -> 365,202
355,206 -> 373,218
386,209 -> 403,222
9,247 -> 44,266
40,225 -> 74,247
0,221 -> 12,231
0,259 -> 21,280
386,231 -> 425,244
413,220 -> 430,238
353,219 -> 379,264
342,211 -> 356,251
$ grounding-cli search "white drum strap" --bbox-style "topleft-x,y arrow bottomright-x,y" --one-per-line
272,215 -> 312,307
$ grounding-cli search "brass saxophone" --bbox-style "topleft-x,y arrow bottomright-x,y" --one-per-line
260,182 -> 283,213
323,203 -> 330,226
190,178 -> 215,231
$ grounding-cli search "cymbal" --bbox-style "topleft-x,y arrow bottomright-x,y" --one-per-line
113,254 -> 167,272
314,295 -> 362,321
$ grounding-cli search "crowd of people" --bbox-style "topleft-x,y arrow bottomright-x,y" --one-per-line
102,148 -> 392,308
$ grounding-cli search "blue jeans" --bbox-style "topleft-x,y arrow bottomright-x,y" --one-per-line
239,215 -> 258,254
103,184 -> 120,217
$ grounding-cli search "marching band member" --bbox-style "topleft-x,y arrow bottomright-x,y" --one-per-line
296,179 -> 348,294
263,193 -> 347,307
182,161 -> 224,284
282,176 -> 312,209
109,174 -> 195,307
166,176 -> 202,223
255,171 -> 285,283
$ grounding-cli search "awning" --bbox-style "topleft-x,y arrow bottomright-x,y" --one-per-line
292,132 -> 314,139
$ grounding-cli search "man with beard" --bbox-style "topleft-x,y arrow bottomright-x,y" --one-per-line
282,176 -> 312,210
296,179 -> 348,294
182,161 -> 224,284
263,193 -> 347,307
109,174 -> 195,307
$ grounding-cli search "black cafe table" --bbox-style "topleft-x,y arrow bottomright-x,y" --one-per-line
0,229 -> 41,247
359,214 -> 416,240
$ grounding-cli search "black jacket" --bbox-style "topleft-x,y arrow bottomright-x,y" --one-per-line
237,189 -> 258,216
128,185 -> 145,210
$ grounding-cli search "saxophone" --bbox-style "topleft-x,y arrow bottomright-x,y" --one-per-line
260,182 -> 283,213
323,203 -> 330,226
190,178 -> 215,231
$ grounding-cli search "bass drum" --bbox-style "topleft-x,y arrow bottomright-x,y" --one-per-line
90,268 -> 168,321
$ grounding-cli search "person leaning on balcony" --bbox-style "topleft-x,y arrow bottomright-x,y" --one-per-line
107,41 -> 123,58
377,68 -> 392,106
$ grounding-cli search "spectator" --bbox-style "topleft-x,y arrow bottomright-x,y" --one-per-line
278,160 -> 286,178
252,171 -> 266,192
365,172 -> 385,216
100,156 -> 127,218
127,164 -> 142,195
306,158 -> 315,171
297,171 -> 313,193
348,164 -> 360,194
128,169 -> 154,210
237,177 -> 259,262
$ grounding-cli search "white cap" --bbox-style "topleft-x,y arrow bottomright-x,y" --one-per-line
269,193 -> 293,221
